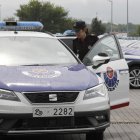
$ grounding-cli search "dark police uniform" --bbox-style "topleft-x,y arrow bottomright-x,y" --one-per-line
73,34 -> 99,61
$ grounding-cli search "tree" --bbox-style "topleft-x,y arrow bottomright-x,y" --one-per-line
15,0 -> 76,33
137,25 -> 140,36
90,17 -> 106,36
4,17 -> 16,21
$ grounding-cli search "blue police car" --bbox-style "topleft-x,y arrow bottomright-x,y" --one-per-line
0,22 -> 129,140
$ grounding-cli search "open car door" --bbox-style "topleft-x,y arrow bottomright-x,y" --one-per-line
83,34 -> 129,109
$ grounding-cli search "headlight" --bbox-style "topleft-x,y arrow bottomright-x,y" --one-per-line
83,84 -> 108,100
0,89 -> 20,101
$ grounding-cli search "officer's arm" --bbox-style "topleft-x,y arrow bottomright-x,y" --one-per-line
95,35 -> 99,42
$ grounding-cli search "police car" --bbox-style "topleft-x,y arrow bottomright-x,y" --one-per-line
119,38 -> 140,88
0,22 -> 129,140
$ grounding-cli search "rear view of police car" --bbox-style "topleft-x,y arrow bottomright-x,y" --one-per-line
0,22 -> 109,140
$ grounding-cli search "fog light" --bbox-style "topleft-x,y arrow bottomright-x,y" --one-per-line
95,115 -> 105,121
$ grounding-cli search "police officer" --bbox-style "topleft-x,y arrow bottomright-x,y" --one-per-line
73,21 -> 99,61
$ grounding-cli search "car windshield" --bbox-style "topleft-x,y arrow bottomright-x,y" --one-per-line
0,36 -> 78,66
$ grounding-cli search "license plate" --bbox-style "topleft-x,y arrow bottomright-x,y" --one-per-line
33,106 -> 74,117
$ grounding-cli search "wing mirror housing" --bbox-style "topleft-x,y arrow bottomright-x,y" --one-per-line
92,53 -> 110,69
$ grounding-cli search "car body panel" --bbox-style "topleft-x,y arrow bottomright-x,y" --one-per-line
84,35 -> 129,109
0,64 -> 99,92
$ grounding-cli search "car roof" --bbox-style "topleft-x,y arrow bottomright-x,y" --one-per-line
57,36 -> 76,39
0,31 -> 56,38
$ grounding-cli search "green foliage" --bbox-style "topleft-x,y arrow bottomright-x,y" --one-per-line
15,0 -> 76,33
3,17 -> 16,21
103,22 -> 140,37
90,17 -> 106,35
137,25 -> 140,36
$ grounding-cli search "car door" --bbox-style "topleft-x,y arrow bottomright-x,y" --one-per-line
83,34 -> 129,109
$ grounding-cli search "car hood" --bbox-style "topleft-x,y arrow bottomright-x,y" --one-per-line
122,45 -> 140,56
121,41 -> 140,56
0,64 -> 99,92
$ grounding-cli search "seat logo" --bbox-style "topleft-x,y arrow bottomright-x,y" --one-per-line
49,94 -> 57,101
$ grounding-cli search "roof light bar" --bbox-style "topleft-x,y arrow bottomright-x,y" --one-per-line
0,21 -> 43,31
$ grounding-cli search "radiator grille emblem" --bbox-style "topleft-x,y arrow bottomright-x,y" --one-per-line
49,94 -> 57,101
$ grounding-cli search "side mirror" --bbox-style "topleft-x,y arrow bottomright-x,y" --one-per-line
92,53 -> 110,69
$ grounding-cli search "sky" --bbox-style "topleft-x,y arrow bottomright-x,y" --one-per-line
0,0 -> 139,24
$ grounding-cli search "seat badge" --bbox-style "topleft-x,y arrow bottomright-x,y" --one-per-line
49,94 -> 57,101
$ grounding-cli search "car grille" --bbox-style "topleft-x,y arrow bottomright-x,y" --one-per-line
23,92 -> 79,103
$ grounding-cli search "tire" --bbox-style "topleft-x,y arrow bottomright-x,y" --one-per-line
129,66 -> 140,89
86,131 -> 104,140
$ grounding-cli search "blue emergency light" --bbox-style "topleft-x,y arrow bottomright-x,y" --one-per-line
0,21 -> 43,31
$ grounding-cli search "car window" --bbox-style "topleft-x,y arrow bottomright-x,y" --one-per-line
0,37 -> 78,66
60,38 -> 73,50
86,36 -> 120,62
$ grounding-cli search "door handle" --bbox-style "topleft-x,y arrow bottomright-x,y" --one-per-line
119,70 -> 129,74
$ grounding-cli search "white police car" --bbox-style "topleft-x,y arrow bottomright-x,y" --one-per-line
119,38 -> 140,88
0,22 -> 129,140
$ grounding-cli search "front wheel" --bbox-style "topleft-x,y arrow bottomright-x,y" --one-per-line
86,131 -> 104,140
129,66 -> 140,89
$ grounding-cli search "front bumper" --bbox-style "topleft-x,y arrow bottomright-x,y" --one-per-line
0,110 -> 110,135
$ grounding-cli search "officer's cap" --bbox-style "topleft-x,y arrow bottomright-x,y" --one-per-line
73,21 -> 86,31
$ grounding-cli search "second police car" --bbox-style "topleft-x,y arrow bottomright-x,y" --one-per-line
119,38 -> 140,89
0,21 -> 129,140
